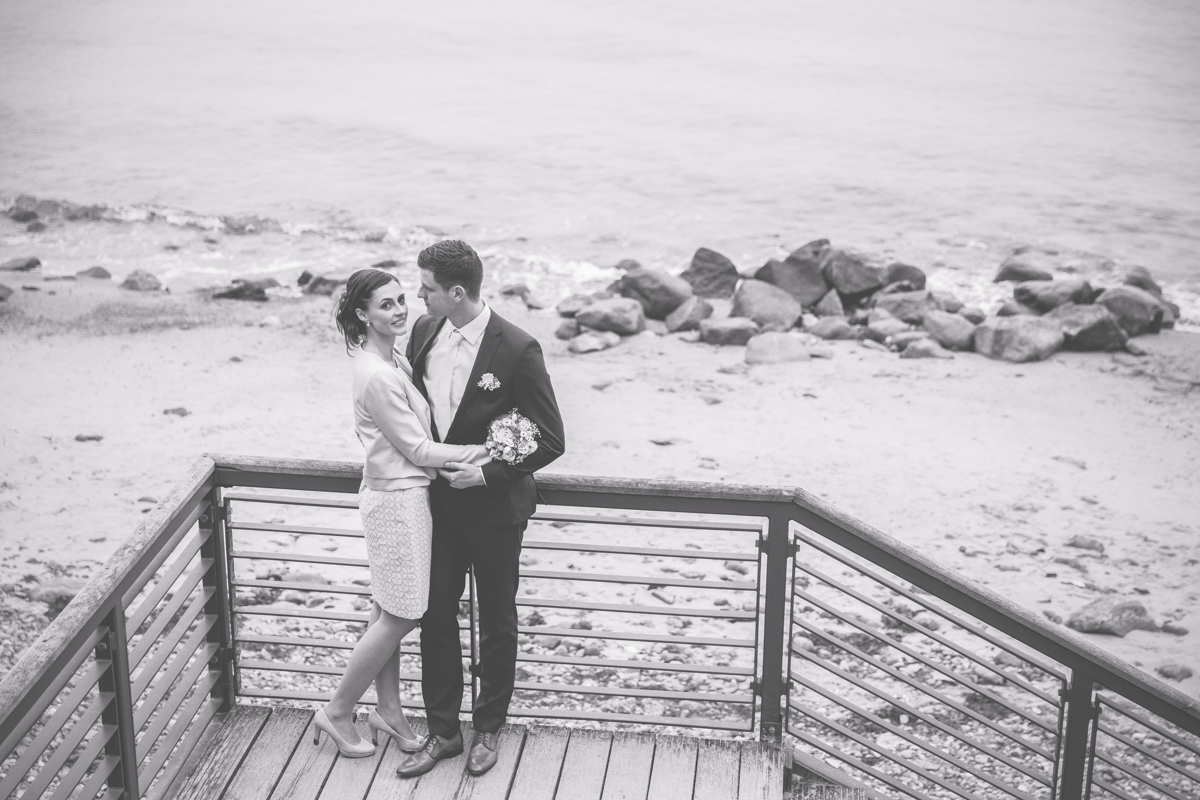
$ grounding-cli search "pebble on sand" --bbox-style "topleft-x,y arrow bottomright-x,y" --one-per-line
1154,664 -> 1194,681
0,256 -> 42,272
1067,596 -> 1158,637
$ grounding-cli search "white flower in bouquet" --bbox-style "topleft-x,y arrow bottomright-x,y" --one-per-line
486,409 -> 541,465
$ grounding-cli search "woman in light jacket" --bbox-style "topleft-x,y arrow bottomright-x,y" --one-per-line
316,268 -> 489,756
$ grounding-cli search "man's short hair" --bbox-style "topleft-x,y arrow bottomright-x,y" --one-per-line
418,240 -> 483,301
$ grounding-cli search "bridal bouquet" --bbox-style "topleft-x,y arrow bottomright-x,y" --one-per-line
486,409 -> 540,465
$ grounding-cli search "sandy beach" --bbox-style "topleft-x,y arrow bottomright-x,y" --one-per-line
1,268 -> 1197,701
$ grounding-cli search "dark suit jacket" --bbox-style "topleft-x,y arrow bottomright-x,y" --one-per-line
405,309 -> 566,527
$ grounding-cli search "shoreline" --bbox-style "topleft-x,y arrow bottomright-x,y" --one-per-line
2,194 -> 1199,325
1,277 -> 1197,700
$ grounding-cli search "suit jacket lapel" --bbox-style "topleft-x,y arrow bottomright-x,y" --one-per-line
412,316 -> 446,399
446,314 -> 504,442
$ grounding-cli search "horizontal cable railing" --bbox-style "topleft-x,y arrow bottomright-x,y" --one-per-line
786,530 -> 1066,799
221,480 -> 769,733
4,453 -> 1199,800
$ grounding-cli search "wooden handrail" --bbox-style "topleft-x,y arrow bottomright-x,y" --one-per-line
0,456 -> 215,731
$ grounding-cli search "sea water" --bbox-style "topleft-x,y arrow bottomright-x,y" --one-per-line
1,0 -> 1198,301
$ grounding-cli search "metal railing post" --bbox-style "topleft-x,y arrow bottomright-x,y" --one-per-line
1057,667 -> 1098,800
96,606 -> 139,800
201,489 -> 237,711
758,509 -> 792,742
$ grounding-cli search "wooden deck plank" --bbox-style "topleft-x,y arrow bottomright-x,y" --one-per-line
645,734 -> 696,800
736,742 -> 785,800
361,717 -> 428,800
267,710 -> 344,800
692,739 -> 740,800
598,732 -> 654,800
317,715 -> 387,800
406,721 -> 471,800
554,729 -> 612,800
454,724 -> 527,800
175,705 -> 270,800
225,708 -> 313,800
506,725 -> 570,800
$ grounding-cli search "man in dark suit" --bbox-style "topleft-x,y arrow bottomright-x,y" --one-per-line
397,240 -> 565,778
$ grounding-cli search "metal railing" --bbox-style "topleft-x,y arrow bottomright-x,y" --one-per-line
1,454 -> 1198,800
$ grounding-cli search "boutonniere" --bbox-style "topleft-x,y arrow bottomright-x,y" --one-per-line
478,373 -> 501,391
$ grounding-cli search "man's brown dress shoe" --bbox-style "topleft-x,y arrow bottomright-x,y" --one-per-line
467,730 -> 499,775
396,730 -> 463,778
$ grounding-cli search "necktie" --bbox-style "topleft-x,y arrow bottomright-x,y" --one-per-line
442,329 -> 463,433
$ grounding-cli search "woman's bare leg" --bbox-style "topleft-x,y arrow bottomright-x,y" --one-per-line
371,603 -> 418,737
324,604 -> 418,742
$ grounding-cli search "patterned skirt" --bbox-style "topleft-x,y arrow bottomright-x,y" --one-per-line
358,485 -> 433,620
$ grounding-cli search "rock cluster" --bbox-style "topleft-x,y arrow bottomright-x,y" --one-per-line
554,242 -> 1183,364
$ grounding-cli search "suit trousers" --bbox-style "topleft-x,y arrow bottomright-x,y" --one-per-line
420,492 -> 525,738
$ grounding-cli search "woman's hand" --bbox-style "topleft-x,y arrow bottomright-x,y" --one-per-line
470,445 -> 493,466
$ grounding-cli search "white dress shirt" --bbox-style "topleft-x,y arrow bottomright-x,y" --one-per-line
424,304 -> 491,439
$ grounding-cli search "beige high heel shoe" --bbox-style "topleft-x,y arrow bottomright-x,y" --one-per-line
313,708 -> 376,758
367,708 -> 425,753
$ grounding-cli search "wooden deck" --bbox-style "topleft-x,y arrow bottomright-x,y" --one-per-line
171,705 -> 786,800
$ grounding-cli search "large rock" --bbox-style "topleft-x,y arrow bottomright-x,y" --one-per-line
77,266 -> 112,279
556,291 -> 612,318
996,299 -> 1039,317
807,317 -> 858,340
1123,266 -> 1162,298
822,249 -> 886,297
1013,279 -> 1095,313
731,280 -> 803,330
554,318 -> 580,340
1067,596 -> 1157,637
900,339 -> 954,359
1095,286 -> 1164,336
576,297 -> 646,335
699,317 -> 759,346
994,248 -> 1056,282
974,316 -> 1064,363
680,248 -> 739,298
664,295 -> 713,332
213,278 -> 279,302
1160,301 -> 1178,330
616,266 -> 693,319
500,283 -> 544,310
121,270 -> 162,291
569,331 -> 621,354
885,263 -> 926,291
1047,303 -> 1127,351
0,256 -> 41,272
959,306 -> 987,325
813,289 -> 844,318
888,330 -> 931,350
874,290 -> 935,324
929,291 -> 964,314
758,240 -> 830,306
922,309 -> 976,351
302,274 -> 348,296
868,315 -> 910,337
745,332 -> 812,365
0,283 -> 12,302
